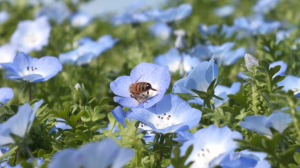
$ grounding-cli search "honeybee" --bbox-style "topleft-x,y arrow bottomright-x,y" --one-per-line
129,76 -> 158,104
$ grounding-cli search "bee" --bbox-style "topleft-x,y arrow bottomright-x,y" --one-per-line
129,76 -> 158,104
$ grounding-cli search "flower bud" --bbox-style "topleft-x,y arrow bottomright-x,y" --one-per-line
74,83 -> 87,106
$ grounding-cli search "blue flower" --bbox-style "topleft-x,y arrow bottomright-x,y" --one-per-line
75,36 -> 94,46
252,0 -> 279,14
277,75 -> 300,98
127,94 -> 202,134
189,82 -> 241,107
240,111 -> 293,136
149,22 -> 172,40
59,35 -> 118,65
190,42 -> 235,60
174,29 -> 187,49
0,11 -> 9,24
0,44 -> 16,69
210,150 -> 270,168
0,87 -> 14,105
48,138 -> 134,168
173,57 -> 218,96
175,125 -> 242,168
173,131 -> 195,143
154,48 -> 200,74
110,62 -> 171,108
0,100 -> 43,146
70,11 -> 93,28
111,12 -> 150,26
213,5 -> 234,17
49,118 -> 72,133
148,3 -> 192,23
276,28 -> 294,44
219,47 -> 246,65
233,16 -> 280,37
0,52 -> 62,83
198,24 -> 236,39
10,17 -> 51,54
35,2 -> 70,24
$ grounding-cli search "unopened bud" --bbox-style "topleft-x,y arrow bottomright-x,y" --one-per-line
245,53 -> 258,70
74,83 -> 87,106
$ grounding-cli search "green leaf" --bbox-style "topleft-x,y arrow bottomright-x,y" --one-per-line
0,146 -> 18,161
98,97 -> 110,106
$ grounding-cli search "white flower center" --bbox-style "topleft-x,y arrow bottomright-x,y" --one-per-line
191,145 -> 226,168
150,113 -> 178,129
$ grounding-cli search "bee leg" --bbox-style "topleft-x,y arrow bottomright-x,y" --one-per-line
137,94 -> 148,103
133,96 -> 141,105
135,75 -> 143,83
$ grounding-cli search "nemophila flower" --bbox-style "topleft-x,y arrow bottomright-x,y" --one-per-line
219,47 -> 246,66
276,28 -> 293,44
213,5 -> 234,17
173,57 -> 218,96
111,12 -> 150,26
110,62 -> 170,108
0,87 -> 14,105
176,125 -> 242,168
149,22 -> 172,40
277,75 -> 300,98
253,0 -> 279,14
190,42 -> 235,60
240,111 -> 293,136
210,150 -> 271,168
154,48 -> 200,74
70,11 -> 93,28
0,100 -> 43,146
198,24 -> 236,39
60,35 -> 118,65
10,17 -> 51,54
0,44 -> 16,69
76,36 -> 94,46
233,16 -> 280,37
148,3 -> 192,23
97,35 -> 119,50
270,60 -> 287,77
48,138 -> 134,168
240,150 -> 271,168
35,2 -> 70,24
0,11 -> 9,24
174,29 -> 187,49
49,118 -> 72,133
189,82 -> 241,107
173,131 -> 195,143
0,52 -> 62,83
127,94 -> 202,134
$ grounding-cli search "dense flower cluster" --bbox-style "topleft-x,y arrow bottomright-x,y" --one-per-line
0,0 -> 299,167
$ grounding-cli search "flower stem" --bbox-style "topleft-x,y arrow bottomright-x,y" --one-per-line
29,84 -> 32,102
159,134 -> 165,161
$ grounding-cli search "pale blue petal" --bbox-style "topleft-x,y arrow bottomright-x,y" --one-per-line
0,87 -> 14,104
48,149 -> 78,168
269,60 -> 287,77
240,116 -> 272,135
110,76 -> 131,98
173,131 -> 195,143
113,96 -> 140,108
111,106 -> 126,127
265,111 -> 293,134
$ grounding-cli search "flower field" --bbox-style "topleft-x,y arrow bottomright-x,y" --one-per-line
1,0 -> 300,167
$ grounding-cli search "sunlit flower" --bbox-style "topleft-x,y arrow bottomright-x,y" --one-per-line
173,57 -> 218,96
0,100 -> 44,146
189,82 -> 241,107
149,22 -> 172,40
175,125 -> 242,168
0,52 -> 62,83
253,0 -> 279,14
213,5 -> 234,17
240,111 -> 293,136
111,12 -> 150,26
148,3 -> 192,23
59,35 -> 118,65
10,17 -> 51,54
0,44 -> 16,69
35,2 -> 70,24
127,94 -> 202,134
190,42 -> 235,60
70,11 -> 93,28
277,75 -> 300,98
0,87 -> 14,105
154,48 -> 200,74
198,24 -> 236,39
0,11 -> 9,24
110,62 -> 171,108
48,138 -> 134,168
233,15 -> 280,37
